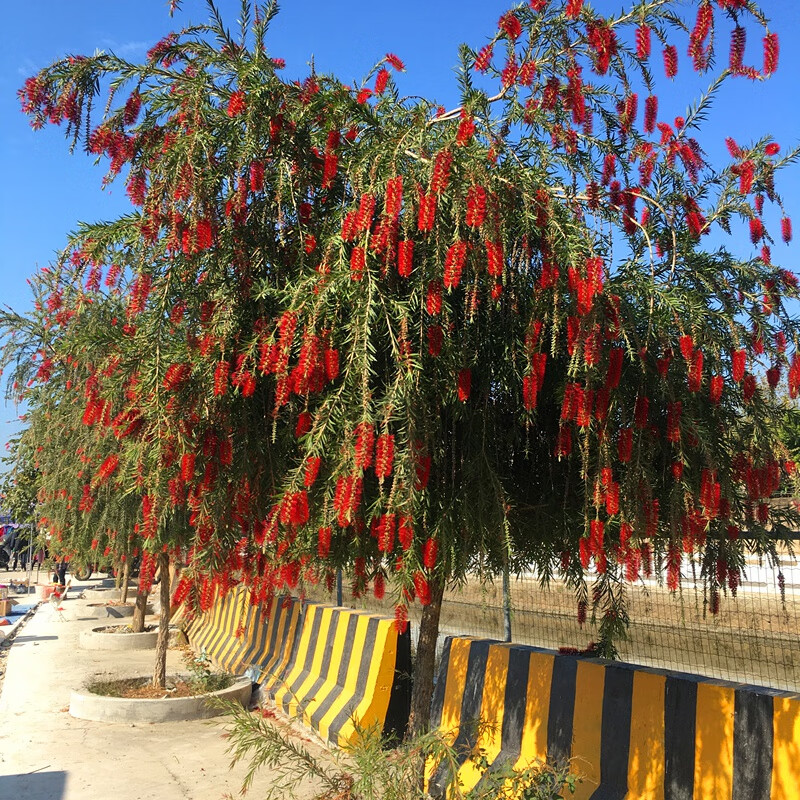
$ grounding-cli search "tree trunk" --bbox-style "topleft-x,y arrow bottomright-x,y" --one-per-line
131,584 -> 149,633
407,579 -> 445,738
120,559 -> 131,604
152,551 -> 171,689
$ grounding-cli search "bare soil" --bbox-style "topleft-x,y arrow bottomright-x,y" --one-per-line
96,624 -> 157,634
89,676 -> 213,698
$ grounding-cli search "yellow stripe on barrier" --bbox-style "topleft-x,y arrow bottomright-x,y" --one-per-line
771,696 -> 800,800
301,609 -> 352,727
261,600 -> 301,689
287,606 -> 336,718
694,683 -> 734,800
570,661 -> 605,800
514,651 -> 554,772
336,618 -> 399,745
273,603 -> 319,708
626,671 -> 666,800
456,644 -> 510,793
316,613 -> 373,743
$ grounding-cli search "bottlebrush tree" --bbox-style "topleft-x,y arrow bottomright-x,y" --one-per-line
6,0 -> 800,730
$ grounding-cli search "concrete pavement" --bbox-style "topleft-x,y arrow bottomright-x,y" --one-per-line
0,570 -> 331,800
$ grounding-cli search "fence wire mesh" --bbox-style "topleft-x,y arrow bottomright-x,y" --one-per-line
306,547 -> 800,693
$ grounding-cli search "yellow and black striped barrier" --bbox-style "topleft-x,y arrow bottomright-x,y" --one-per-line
429,636 -> 800,800
184,587 -> 411,746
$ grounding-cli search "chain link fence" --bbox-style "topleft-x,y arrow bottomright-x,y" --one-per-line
307,547 -> 800,694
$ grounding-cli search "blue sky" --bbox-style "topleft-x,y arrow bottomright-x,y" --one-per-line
1,0 -> 799,453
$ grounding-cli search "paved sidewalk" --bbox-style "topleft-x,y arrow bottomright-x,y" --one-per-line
0,572 -> 329,800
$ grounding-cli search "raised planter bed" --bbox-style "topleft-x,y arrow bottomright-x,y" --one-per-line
69,675 -> 252,723
82,586 -> 137,602
79,624 -> 158,650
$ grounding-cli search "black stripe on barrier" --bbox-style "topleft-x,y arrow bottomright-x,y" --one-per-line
267,598 -> 305,691
261,597 -> 292,682
298,608 -> 342,714
590,665 -> 633,800
732,690 -> 773,800
281,604 -> 325,711
238,599 -> 267,673
309,613 -> 360,730
429,637 -> 453,730
430,639 -> 493,795
664,676 -> 696,800
473,644 -> 531,791
327,615 -> 381,739
382,623 -> 411,741
547,655 -> 576,765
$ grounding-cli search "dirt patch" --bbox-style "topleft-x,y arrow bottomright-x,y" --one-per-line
87,601 -> 136,608
95,624 -> 156,634
89,673 -> 233,698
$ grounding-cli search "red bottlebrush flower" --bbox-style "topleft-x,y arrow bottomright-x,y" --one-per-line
397,240 -> 414,277
455,115 -> 476,146
373,573 -> 386,600
732,349 -> 746,382
227,90 -> 246,117
213,360 -> 230,396
324,348 -> 340,381
374,67 -> 390,94
636,24 -> 651,59
475,44 -> 494,73
671,461 -> 684,481
458,368 -> 472,402
181,453 -> 195,482
577,599 -> 587,626
304,456 -> 321,487
663,45 -> 678,78
763,33 -> 779,75
644,95 -> 658,134
618,427 -> 633,462
430,149 -> 453,194
377,514 -> 396,553
666,542 -> 681,591
375,434 -> 395,479
426,281 -> 443,316
94,454 -> 120,485
710,375 -> 724,404
394,604 -> 409,633
318,526 -> 332,559
782,217 -> 793,244
423,538 -> 439,569
415,452 -> 431,490
767,365 -> 781,389
356,88 -> 372,104
729,27 -> 746,72
350,246 -> 366,281
605,482 -> 620,516
749,217 -> 764,244
443,242 -> 468,289
565,0 -> 583,19
354,423 -> 375,469
414,572 -> 431,605
486,240 -> 504,277
295,411 -> 312,439
250,161 -> 265,192
427,325 -> 444,357
91,538 -> 99,551
601,153 -> 616,186
499,11 -> 522,40
465,185 -> 487,228
163,362 -> 190,390
385,53 -> 405,71
742,373 -> 757,402
666,401 -> 682,442
594,388 -> 610,421
634,396 -> 649,429
398,516 -> 414,550
688,349 -> 703,392
417,192 -> 437,232
765,142 -> 780,156
679,334 -> 694,361
606,347 -> 624,389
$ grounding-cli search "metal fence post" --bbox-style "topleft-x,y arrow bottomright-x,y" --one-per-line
336,568 -> 343,606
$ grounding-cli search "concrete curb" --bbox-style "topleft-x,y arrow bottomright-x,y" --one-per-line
69,675 -> 252,723
0,602 -> 40,640
79,625 -> 158,650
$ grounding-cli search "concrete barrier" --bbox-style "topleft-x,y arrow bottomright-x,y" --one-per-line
185,588 -> 411,745
428,636 -> 800,800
